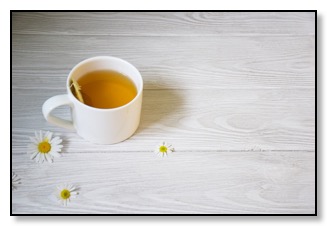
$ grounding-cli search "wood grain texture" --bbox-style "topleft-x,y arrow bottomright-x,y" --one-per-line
12,89 -> 315,153
12,151 -> 315,214
12,35 -> 314,89
11,12 -> 315,214
12,12 -> 315,36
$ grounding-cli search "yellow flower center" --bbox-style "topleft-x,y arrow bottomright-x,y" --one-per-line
38,140 -> 51,153
159,145 -> 168,153
60,189 -> 71,199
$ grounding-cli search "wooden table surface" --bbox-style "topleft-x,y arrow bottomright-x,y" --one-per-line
11,12 -> 315,214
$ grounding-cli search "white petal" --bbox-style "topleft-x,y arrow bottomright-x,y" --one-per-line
55,195 -> 61,201
71,185 -> 78,191
29,136 -> 39,144
50,151 -> 61,158
52,139 -> 63,146
45,153 -> 53,163
50,137 -> 62,144
56,144 -> 63,149
13,178 -> 21,184
40,154 -> 45,163
34,131 -> 39,141
35,152 -> 41,162
39,131 -> 44,141
27,143 -> 37,150
45,131 -> 53,141
50,147 -> 62,153
30,151 -> 39,160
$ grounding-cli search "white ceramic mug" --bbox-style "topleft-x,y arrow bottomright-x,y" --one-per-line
42,56 -> 143,144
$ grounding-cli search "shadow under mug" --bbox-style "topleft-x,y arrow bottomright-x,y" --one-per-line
42,56 -> 143,144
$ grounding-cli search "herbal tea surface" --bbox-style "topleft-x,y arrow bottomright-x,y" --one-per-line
74,70 -> 137,109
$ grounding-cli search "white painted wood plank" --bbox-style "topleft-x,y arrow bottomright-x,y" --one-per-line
12,151 -> 315,214
12,35 -> 315,89
12,12 -> 315,36
11,12 -> 315,215
12,89 -> 315,153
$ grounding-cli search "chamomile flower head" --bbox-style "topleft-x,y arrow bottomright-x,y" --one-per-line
56,184 -> 79,206
155,141 -> 175,157
28,130 -> 63,163
12,172 -> 20,190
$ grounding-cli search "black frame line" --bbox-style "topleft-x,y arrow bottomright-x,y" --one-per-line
10,10 -> 317,216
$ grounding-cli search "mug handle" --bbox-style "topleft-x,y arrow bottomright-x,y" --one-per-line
42,94 -> 75,131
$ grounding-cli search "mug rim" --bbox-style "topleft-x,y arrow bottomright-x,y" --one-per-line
66,56 -> 143,112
